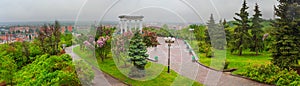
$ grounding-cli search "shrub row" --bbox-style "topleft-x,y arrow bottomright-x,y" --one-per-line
240,64 -> 300,86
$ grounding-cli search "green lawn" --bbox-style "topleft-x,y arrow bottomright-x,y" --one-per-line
188,40 -> 271,74
73,46 -> 203,86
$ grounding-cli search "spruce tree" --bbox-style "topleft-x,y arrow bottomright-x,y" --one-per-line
271,0 -> 300,69
223,19 -> 231,47
231,0 -> 251,56
204,14 -> 217,57
206,14 -> 216,45
250,3 -> 264,55
128,31 -> 148,77
213,19 -> 226,50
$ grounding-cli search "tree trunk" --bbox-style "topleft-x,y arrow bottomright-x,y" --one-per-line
239,36 -> 243,56
255,36 -> 258,56
239,47 -> 242,56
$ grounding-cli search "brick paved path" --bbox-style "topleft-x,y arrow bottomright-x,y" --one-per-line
147,37 -> 270,86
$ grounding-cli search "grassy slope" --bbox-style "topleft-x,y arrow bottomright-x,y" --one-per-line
73,46 -> 203,86
188,40 -> 271,74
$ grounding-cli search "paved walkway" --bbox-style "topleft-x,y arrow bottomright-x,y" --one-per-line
66,45 -> 126,86
147,37 -> 270,86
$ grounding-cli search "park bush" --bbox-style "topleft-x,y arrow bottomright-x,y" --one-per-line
240,64 -> 300,86
11,54 -> 94,85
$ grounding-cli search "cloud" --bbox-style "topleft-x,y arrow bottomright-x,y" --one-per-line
0,0 -> 278,23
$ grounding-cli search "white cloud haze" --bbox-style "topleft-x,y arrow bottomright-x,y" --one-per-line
0,0 -> 278,23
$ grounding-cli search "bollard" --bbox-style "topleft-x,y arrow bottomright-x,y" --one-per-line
154,56 -> 158,62
189,49 -> 193,55
192,56 -> 196,62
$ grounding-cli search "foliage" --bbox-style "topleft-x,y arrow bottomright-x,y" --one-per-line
249,3 -> 264,55
231,0 -> 251,55
37,20 -> 62,55
14,54 -> 93,86
0,42 -> 32,69
223,19 -> 231,45
0,55 -> 17,86
142,30 -> 159,47
96,36 -> 110,61
75,33 -> 88,50
208,14 -> 226,50
240,64 -> 300,85
74,60 -> 95,86
270,0 -> 300,69
205,14 -> 214,46
60,33 -> 73,47
190,24 -> 206,41
189,24 -> 214,57
94,26 -> 115,62
128,32 -> 148,77
111,32 -> 133,67
143,26 -> 172,37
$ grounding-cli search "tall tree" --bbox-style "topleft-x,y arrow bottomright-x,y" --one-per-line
211,19 -> 226,50
53,20 -> 61,55
231,0 -> 251,55
250,3 -> 264,55
206,14 -> 216,45
128,32 -> 148,77
271,0 -> 300,69
223,19 -> 231,47
190,24 -> 206,53
37,21 -> 61,55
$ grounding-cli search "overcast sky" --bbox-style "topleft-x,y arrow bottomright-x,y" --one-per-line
0,0 -> 278,23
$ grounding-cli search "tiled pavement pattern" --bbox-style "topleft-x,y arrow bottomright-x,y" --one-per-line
147,37 -> 271,86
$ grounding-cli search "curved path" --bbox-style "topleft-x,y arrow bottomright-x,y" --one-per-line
66,45 -> 126,86
147,37 -> 270,86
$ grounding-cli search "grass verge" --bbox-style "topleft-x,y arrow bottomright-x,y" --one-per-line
73,46 -> 203,86
188,40 -> 271,74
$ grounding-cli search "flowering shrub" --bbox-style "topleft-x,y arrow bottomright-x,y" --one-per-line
240,64 -> 300,85
96,36 -> 109,48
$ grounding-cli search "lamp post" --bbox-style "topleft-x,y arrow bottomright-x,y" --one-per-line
164,37 -> 175,73
189,28 -> 194,45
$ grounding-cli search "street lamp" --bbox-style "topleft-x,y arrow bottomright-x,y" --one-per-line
189,28 -> 194,44
164,37 -> 175,73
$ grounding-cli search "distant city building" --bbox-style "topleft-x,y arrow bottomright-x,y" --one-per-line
0,25 -> 74,44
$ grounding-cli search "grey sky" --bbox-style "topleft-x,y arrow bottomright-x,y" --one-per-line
0,0 -> 278,23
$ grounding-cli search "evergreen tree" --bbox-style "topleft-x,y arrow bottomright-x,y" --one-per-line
231,0 -> 251,55
250,3 -> 264,55
223,19 -> 231,47
204,14 -> 217,57
128,31 -> 148,77
271,0 -> 300,69
206,14 -> 216,45
212,19 -> 226,50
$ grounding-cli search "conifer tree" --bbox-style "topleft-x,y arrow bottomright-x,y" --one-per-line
206,14 -> 216,45
250,3 -> 264,55
231,0 -> 251,55
223,19 -> 231,47
128,31 -> 148,77
271,0 -> 300,69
